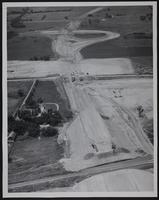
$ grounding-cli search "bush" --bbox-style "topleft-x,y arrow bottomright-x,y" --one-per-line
135,148 -> 145,154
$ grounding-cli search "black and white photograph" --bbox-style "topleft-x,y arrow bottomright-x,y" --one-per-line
2,1 -> 157,197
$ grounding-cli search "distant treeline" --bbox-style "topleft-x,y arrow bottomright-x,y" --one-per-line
8,7 -> 29,15
8,8 -> 72,15
29,9 -> 72,13
125,32 -> 152,39
10,8 -> 28,28
29,55 -> 50,61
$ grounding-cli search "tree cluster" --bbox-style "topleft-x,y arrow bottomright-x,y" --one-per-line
8,111 -> 61,138
41,127 -> 58,137
140,13 -> 152,21
29,55 -> 50,61
33,111 -> 63,126
11,17 -> 26,28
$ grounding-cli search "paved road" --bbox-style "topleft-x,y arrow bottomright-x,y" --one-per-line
8,154 -> 153,191
7,75 -> 60,82
7,74 -> 153,82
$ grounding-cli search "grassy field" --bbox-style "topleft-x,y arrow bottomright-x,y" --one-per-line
8,81 -> 33,115
7,7 -> 94,23
80,6 -> 152,59
8,79 -> 73,185
7,6 -> 94,33
7,35 -> 53,60
81,43 -> 152,58
7,6 -> 152,63
80,6 -> 153,69
8,135 -> 66,184
7,7 -> 95,60
80,6 -> 152,34
30,80 -> 72,119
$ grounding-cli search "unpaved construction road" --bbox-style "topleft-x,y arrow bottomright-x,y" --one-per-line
42,29 -> 120,63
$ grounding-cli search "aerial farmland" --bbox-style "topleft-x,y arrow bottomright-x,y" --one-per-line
5,3 -> 156,196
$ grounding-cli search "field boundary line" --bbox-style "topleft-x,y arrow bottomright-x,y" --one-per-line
19,79 -> 37,111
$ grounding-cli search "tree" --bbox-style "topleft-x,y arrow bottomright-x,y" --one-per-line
27,99 -> 38,108
42,127 -> 58,137
33,56 -> 38,61
17,89 -> 24,97
137,105 -> 144,118
48,109 -> 53,115
43,55 -> 50,61
39,113 -> 50,124
13,120 -> 28,136
49,111 -> 63,126
112,143 -> 117,153
27,122 -> 40,137
140,16 -> 146,21
88,14 -> 93,17
8,115 -> 15,132
19,110 -> 32,121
